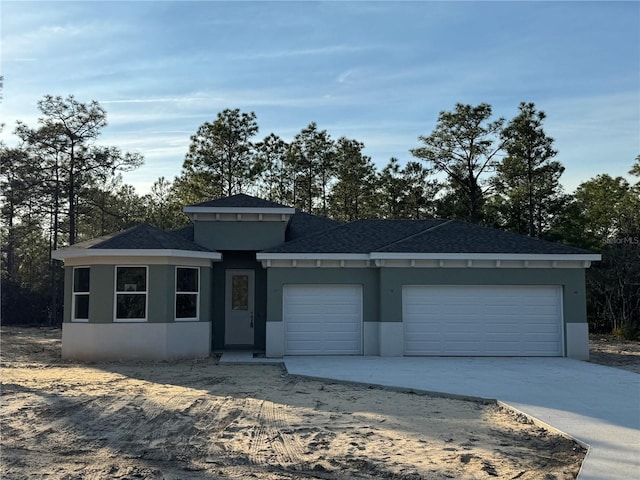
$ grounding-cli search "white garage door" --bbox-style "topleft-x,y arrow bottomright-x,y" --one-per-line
284,285 -> 362,355
403,285 -> 563,356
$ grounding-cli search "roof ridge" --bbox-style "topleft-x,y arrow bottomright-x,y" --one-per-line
373,219 -> 453,252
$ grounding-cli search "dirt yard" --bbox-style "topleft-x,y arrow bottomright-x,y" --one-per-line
588,334 -> 640,374
4,328 -> 627,480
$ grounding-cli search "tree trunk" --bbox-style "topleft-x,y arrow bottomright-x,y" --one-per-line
527,156 -> 535,237
68,143 -> 76,245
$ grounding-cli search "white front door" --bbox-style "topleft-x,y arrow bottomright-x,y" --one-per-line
225,269 -> 255,346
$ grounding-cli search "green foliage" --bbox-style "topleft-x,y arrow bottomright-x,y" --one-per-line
254,133 -> 293,205
180,108 -> 260,199
288,123 -> 336,215
492,102 -> 563,237
14,95 -> 143,246
143,177 -> 189,231
557,164 -> 640,337
574,174 -> 639,244
587,239 -> 640,338
329,138 -> 378,221
376,158 -> 439,219
1,95 -> 144,323
630,155 -> 640,180
411,103 -> 505,223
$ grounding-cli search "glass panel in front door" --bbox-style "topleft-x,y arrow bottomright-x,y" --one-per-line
232,275 -> 249,310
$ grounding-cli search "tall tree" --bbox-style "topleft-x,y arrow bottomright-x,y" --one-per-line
15,95 -> 143,245
402,161 -> 439,219
492,102 -> 562,237
630,154 -> 640,181
254,133 -> 293,204
329,137 -> 377,221
411,103 -> 505,222
180,108 -> 260,199
143,177 -> 188,230
574,174 -> 638,243
0,145 -> 33,280
548,167 -> 640,338
288,123 -> 335,215
377,158 -> 406,218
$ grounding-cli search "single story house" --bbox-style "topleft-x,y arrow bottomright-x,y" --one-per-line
52,194 -> 600,361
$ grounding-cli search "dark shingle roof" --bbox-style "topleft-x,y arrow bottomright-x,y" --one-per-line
88,224 -> 212,251
285,211 -> 343,241
375,220 -> 592,254
172,225 -> 194,241
189,194 -> 291,209
264,219 -> 447,253
263,219 -> 594,255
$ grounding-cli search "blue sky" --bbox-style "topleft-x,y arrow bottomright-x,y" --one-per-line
1,0 -> 638,195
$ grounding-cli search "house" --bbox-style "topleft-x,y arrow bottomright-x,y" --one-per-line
52,194 -> 601,361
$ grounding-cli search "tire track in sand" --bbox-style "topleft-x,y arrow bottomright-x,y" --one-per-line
248,399 -> 305,470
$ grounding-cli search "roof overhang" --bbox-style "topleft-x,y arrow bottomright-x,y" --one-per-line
369,253 -> 602,261
52,248 -> 222,262
183,206 -> 295,222
256,253 -> 370,261
256,251 -> 601,269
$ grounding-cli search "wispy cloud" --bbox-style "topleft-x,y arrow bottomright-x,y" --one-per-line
237,44 -> 378,60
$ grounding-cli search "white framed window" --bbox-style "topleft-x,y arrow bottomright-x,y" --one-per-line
114,266 -> 148,322
72,266 -> 90,322
175,267 -> 199,321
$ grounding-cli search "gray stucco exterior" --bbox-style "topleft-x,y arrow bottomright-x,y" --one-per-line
53,194 -> 599,361
194,221 -> 287,252
262,265 -> 588,358
63,264 -> 212,325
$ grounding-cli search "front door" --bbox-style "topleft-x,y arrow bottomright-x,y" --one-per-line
225,269 -> 255,346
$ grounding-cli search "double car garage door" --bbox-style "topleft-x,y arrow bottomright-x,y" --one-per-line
283,284 -> 563,356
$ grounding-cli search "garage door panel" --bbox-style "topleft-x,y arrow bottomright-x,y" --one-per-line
403,285 -> 563,356
284,285 -> 362,355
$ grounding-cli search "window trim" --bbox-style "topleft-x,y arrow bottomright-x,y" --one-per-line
114,265 -> 148,323
175,266 -> 200,322
72,266 -> 90,323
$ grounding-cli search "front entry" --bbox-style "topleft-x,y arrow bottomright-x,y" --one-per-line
225,269 -> 255,346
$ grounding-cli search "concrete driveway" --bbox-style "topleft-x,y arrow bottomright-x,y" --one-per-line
284,357 -> 639,480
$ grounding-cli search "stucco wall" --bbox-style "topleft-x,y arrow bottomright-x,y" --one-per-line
194,221 -> 287,251
62,322 -> 211,360
63,264 -> 212,325
265,268 -> 380,324
264,266 -> 589,359
378,267 -> 587,325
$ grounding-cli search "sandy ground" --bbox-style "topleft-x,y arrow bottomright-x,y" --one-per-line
1,328 -> 617,480
588,334 -> 640,374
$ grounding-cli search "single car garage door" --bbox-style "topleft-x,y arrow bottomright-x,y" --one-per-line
403,285 -> 563,356
284,285 -> 362,355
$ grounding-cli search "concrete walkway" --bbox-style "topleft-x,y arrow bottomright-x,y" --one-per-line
284,357 -> 639,480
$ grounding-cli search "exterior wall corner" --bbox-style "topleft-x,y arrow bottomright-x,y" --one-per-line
565,322 -> 589,360
266,321 -> 284,357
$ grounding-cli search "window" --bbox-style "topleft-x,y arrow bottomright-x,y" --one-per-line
176,267 -> 199,321
115,266 -> 147,321
232,274 -> 249,310
72,267 -> 90,321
